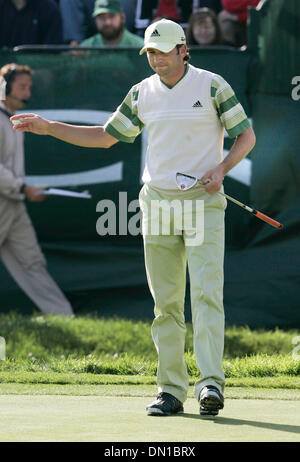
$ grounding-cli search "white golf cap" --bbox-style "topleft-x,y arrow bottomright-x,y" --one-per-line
139,19 -> 186,55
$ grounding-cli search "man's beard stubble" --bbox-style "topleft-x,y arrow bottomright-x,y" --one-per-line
100,22 -> 125,41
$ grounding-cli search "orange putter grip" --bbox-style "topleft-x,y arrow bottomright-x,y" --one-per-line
255,211 -> 284,229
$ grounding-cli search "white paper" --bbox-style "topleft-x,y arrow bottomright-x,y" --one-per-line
41,188 -> 92,199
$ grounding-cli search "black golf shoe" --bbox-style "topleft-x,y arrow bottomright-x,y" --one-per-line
146,392 -> 184,416
199,385 -> 224,417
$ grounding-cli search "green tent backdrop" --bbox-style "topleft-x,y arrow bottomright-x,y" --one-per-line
0,0 -> 299,328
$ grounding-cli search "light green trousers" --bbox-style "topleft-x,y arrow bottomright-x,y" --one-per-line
139,184 -> 226,403
0,202 -> 73,316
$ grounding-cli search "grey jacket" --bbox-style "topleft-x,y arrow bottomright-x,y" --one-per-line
0,102 -> 25,201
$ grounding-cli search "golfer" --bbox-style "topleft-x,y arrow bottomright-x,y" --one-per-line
11,19 -> 256,416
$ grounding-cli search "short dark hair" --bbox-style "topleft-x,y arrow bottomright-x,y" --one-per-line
0,63 -> 33,87
176,44 -> 191,63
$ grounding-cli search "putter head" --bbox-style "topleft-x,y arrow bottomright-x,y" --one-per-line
175,172 -> 198,191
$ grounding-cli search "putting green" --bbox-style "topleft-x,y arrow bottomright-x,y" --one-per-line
0,393 -> 299,442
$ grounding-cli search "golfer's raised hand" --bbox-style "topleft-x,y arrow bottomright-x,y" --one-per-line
200,166 -> 225,195
10,113 -> 50,135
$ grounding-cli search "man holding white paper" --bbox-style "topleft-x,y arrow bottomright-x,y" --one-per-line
0,63 -> 73,316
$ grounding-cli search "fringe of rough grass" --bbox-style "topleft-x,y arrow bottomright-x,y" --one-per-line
0,353 -> 300,378
0,313 -> 299,361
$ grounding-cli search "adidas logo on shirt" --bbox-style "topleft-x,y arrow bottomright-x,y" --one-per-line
151,29 -> 161,37
192,100 -> 203,107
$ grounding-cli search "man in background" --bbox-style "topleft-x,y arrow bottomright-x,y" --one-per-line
60,0 -> 137,46
80,0 -> 144,47
0,0 -> 63,48
0,63 -> 74,316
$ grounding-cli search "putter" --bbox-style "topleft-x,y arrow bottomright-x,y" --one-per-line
175,172 -> 284,230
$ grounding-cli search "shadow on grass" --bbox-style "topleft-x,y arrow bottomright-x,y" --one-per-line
0,312 -> 91,357
181,413 -> 300,435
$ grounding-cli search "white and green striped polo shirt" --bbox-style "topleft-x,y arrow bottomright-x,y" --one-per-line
104,64 -> 250,190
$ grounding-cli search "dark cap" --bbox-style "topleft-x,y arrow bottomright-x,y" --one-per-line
93,0 -> 122,17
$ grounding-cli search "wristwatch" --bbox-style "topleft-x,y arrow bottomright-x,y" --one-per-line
20,183 -> 26,194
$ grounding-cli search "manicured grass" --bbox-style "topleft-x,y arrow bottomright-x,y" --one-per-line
1,382 -> 300,399
0,313 -> 299,443
0,371 -> 299,390
0,392 -> 299,442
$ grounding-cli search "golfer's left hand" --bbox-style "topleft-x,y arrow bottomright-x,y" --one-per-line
199,166 -> 225,195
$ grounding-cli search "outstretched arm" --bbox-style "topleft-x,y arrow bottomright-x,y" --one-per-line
10,113 -> 119,149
